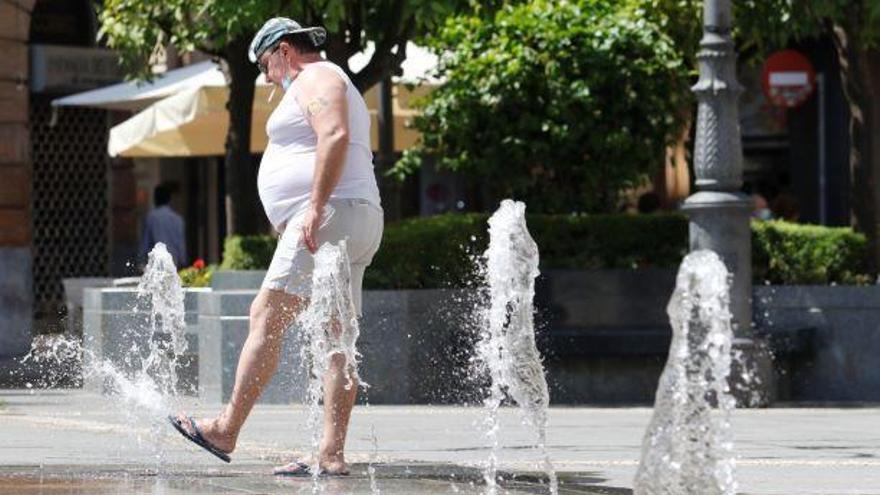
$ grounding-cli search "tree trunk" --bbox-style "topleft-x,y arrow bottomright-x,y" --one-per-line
223,37 -> 267,236
830,23 -> 880,274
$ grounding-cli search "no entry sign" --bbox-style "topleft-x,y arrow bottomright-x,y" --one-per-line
762,50 -> 816,108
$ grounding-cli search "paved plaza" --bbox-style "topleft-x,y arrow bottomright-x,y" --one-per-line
0,390 -> 878,494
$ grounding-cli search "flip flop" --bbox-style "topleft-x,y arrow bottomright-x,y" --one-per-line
167,415 -> 232,463
273,460 -> 350,477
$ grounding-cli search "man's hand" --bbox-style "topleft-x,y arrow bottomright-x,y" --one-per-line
301,205 -> 323,254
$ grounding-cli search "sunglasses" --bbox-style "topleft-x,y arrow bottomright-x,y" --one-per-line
258,46 -> 281,75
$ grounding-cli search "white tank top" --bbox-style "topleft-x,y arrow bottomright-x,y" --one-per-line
258,61 -> 381,230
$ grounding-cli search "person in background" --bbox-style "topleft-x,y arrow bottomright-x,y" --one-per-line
771,192 -> 800,222
140,182 -> 187,267
752,193 -> 773,221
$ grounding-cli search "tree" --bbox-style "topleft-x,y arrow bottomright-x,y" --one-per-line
391,0 -> 690,213
98,0 -> 501,235
736,1 -> 880,273
639,0 -> 880,272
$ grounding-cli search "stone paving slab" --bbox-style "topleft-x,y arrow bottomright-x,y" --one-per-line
0,390 -> 879,494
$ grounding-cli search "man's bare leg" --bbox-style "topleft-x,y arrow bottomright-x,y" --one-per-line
175,288 -> 305,453
273,319 -> 357,475
317,351 -> 359,473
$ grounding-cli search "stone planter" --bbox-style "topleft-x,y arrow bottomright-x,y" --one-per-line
209,270 -> 267,290
87,269 -> 880,404
62,277 -> 115,337
206,270 -> 480,404
196,289 -> 307,404
754,285 -> 880,402
359,289 -> 479,404
82,287 -> 207,395
536,268 -> 677,404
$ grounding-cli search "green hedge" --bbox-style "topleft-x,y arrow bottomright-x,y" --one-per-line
752,220 -> 869,285
217,214 -> 869,288
220,235 -> 278,270
365,213 -> 689,289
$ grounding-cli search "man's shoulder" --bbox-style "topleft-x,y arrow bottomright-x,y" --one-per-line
300,63 -> 346,90
151,206 -> 183,222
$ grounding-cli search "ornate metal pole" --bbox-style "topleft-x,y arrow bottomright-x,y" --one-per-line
681,0 -> 773,405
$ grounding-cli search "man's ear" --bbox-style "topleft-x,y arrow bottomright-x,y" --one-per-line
278,41 -> 291,58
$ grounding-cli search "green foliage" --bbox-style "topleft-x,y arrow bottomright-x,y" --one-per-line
625,0 -> 702,68
392,0 -> 690,213
752,220 -> 869,285
178,263 -> 217,288
735,0 -> 880,53
220,235 -> 277,270
365,213 -> 489,290
633,1 -> 880,62
98,0 -> 504,85
365,212 -> 690,289
218,217 -> 870,289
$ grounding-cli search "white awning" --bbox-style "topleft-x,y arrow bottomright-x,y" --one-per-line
52,43 -> 441,111
51,60 -> 226,112
53,44 -> 440,157
107,83 -> 427,157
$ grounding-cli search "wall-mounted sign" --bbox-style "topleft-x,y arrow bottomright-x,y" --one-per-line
761,50 -> 816,108
30,44 -> 124,93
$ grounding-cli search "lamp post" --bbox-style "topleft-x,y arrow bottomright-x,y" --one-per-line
682,0 -> 773,405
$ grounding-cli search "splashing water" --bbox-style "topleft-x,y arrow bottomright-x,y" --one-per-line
298,241 -> 367,486
135,243 -> 189,397
633,250 -> 737,495
20,243 -> 189,458
475,200 -> 557,495
368,425 -> 382,495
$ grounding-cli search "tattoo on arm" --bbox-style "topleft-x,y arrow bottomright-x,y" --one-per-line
306,97 -> 329,118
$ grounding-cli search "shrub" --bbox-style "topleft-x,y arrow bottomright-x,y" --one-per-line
365,212 -> 689,289
178,264 -> 216,287
217,215 -> 871,289
752,220 -> 869,285
220,235 -> 278,270
365,213 -> 489,290
178,258 -> 217,287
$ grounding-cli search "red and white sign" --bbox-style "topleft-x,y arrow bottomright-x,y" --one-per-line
762,50 -> 816,108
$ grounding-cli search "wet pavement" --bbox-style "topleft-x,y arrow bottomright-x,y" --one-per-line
0,463 -> 609,494
1,390 -> 879,494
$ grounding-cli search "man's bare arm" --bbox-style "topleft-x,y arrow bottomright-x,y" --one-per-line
295,66 -> 349,252
296,67 -> 349,212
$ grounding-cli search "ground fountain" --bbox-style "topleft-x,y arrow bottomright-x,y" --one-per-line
476,199 -> 558,495
17,243 -> 190,460
2,215 -> 753,495
297,240 -> 368,490
633,250 -> 737,495
134,242 -> 189,398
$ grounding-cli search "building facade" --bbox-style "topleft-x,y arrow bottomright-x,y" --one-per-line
0,0 -> 138,356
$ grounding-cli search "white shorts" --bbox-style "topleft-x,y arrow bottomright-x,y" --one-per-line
262,198 -> 384,315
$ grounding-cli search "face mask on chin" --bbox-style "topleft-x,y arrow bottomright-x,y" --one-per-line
281,51 -> 293,91
266,50 -> 293,102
